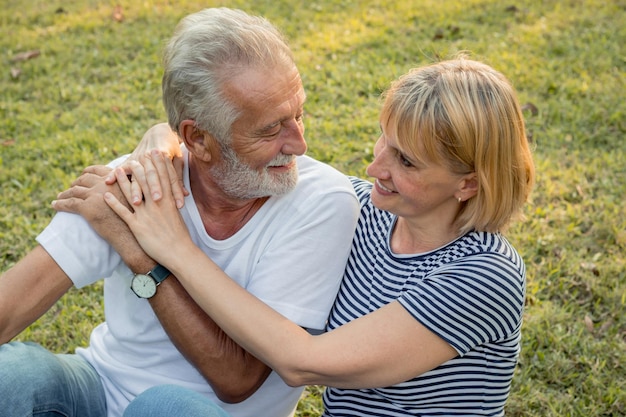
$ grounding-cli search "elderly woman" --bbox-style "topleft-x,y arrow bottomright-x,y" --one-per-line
76,57 -> 535,416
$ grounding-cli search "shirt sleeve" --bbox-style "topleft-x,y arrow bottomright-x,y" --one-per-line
35,155 -> 130,288
398,252 -> 525,355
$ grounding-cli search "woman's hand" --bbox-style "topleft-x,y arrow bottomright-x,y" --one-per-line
106,123 -> 188,208
104,150 -> 193,268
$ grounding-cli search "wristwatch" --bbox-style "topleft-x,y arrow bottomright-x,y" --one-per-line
130,264 -> 171,299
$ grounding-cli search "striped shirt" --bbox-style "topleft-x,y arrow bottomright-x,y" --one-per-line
323,177 -> 526,416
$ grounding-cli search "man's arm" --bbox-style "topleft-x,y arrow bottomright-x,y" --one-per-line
149,275 -> 272,403
0,245 -> 73,344
53,166 -> 271,403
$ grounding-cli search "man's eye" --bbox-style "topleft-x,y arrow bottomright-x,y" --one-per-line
262,124 -> 281,136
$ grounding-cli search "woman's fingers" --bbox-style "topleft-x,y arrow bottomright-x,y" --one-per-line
102,157 -> 152,205
114,165 -> 139,209
136,151 -> 160,203
103,123 -> 188,208
149,150 -> 174,198
105,162 -> 133,185
129,150 -> 185,207
170,154 -> 188,208
105,155 -> 184,264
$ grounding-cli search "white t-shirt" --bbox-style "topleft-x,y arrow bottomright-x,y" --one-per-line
37,149 -> 359,417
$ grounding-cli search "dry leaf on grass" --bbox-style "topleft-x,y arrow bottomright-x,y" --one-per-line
112,5 -> 124,22
11,50 -> 40,62
584,315 -> 594,333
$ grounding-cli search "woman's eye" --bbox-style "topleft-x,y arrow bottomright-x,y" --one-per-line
399,154 -> 413,167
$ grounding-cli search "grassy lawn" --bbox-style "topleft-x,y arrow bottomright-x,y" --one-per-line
1,0 -> 624,415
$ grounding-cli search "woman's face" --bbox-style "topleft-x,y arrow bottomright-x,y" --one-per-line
365,130 -> 465,224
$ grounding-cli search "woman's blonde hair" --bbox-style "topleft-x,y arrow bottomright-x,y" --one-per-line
380,56 -> 534,233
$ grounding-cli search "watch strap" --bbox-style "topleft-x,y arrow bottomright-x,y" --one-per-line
146,263 -> 171,284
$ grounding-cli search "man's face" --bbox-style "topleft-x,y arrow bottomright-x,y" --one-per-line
211,64 -> 307,199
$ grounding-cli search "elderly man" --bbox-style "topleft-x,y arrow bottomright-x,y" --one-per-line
0,8 -> 359,417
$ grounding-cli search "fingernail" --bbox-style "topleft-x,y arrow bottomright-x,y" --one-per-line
152,192 -> 161,200
176,200 -> 183,209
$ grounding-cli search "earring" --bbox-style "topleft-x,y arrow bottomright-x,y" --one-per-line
457,197 -> 462,203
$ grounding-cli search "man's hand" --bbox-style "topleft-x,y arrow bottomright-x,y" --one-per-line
52,165 -> 149,270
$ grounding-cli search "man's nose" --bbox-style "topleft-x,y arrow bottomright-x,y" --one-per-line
282,120 -> 307,155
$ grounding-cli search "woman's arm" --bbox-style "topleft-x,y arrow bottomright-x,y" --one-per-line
105,151 -> 458,389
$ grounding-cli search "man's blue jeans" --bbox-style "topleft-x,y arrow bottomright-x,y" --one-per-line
123,385 -> 231,417
0,341 -> 106,417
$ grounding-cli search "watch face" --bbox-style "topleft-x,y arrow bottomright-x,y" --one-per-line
131,274 -> 157,298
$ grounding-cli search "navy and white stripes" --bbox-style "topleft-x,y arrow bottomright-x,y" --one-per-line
322,177 -> 525,416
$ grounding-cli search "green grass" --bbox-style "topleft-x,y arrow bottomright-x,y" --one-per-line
1,0 -> 624,415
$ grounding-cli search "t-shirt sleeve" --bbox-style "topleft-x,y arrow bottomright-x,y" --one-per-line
36,213 -> 121,288
35,155 -> 130,288
398,253 -> 525,355
246,188 -> 359,331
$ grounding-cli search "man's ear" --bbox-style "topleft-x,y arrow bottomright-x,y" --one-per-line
179,120 -> 219,163
458,172 -> 478,201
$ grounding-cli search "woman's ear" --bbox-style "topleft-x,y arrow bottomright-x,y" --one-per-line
179,120 -> 219,163
458,172 -> 478,201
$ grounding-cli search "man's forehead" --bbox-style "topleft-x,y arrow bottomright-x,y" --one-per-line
225,66 -> 305,122
224,64 -> 301,96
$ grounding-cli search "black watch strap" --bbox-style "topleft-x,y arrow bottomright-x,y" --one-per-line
147,264 -> 171,284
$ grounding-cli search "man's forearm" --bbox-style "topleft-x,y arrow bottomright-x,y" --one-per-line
147,274 -> 272,403
0,246 -> 73,344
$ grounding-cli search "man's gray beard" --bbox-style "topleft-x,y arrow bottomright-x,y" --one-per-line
210,145 -> 298,199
